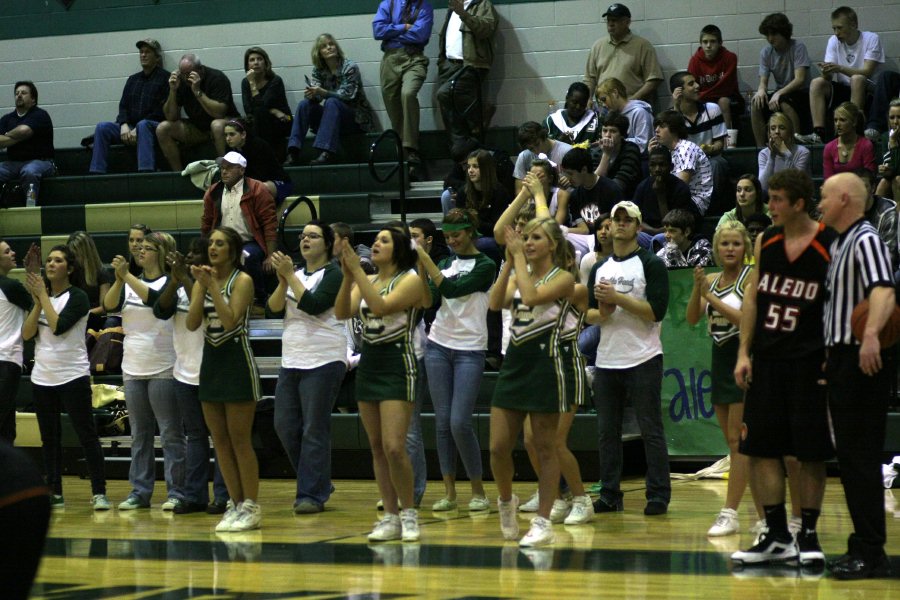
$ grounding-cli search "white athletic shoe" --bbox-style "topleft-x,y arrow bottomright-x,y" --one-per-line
368,514 -> 401,542
519,491 -> 539,512
707,508 -> 740,536
520,516 -> 556,547
215,501 -> 241,532
400,508 -> 420,542
750,519 -> 768,545
731,532 -> 798,565
549,498 -> 571,524
498,495 -> 519,541
230,499 -> 261,531
563,495 -> 595,525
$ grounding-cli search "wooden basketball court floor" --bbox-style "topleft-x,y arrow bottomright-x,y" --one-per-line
30,475 -> 900,599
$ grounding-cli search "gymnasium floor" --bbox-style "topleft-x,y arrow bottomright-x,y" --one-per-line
31,475 -> 900,599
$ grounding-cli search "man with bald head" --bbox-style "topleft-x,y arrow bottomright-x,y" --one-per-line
819,172 -> 895,579
156,53 -> 239,171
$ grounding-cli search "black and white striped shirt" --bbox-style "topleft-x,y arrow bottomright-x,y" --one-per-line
824,218 -> 895,346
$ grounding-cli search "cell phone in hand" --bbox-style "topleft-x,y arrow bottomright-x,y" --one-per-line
304,75 -> 312,88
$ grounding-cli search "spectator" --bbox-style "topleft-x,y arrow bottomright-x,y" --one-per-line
744,212 -> 772,248
454,149 -> 510,264
717,174 -> 768,232
632,146 -> 697,236
373,0 -> 434,181
584,4 -> 662,103
670,70 -> 728,213
241,47 -> 292,162
758,112 -> 810,192
795,6 -> 884,145
688,24 -> 744,129
595,77 -> 653,152
864,70 -> 900,142
0,81 -> 55,206
751,13 -> 810,148
594,111 -> 641,198
287,34 -> 376,166
856,168 -> 897,267
512,121 -> 572,193
436,0 -> 498,146
875,99 -> 900,200
223,119 -> 293,206
89,39 -> 168,174
656,209 -> 712,268
546,82 -> 600,146
156,53 -> 240,172
66,231 -> 113,332
199,152 -> 276,308
823,101 -> 876,180
650,110 -> 713,215
559,147 -> 623,259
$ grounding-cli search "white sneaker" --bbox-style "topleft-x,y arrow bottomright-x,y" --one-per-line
707,508 -> 740,536
520,516 -> 555,547
549,498 -> 571,523
91,494 -> 111,511
230,499 -> 261,531
563,495 -> 595,525
215,501 -> 240,532
400,508 -> 420,542
519,491 -> 539,512
750,519 -> 768,545
731,532 -> 797,564
468,495 -> 490,512
498,495 -> 519,541
368,514 -> 401,542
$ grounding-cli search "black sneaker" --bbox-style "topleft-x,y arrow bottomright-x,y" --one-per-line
592,498 -> 624,513
173,501 -> 208,515
796,530 -> 825,566
731,532 -> 798,565
643,501 -> 668,516
207,499 -> 228,515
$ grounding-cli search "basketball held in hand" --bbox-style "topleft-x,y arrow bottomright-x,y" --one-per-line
850,299 -> 900,348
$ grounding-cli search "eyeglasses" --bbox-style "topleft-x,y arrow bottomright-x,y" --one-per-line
300,233 -> 323,240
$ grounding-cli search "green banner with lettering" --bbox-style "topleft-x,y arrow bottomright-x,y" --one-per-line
660,268 -> 729,456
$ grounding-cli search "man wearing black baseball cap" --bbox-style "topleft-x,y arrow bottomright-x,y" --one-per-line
584,4 -> 662,104
88,39 -> 169,174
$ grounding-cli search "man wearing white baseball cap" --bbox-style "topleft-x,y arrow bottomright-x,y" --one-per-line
200,151 -> 276,307
585,200 -> 671,516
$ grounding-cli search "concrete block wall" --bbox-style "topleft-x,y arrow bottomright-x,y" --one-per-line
0,1 -> 897,149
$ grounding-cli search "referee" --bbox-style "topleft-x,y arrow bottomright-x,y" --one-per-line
819,172 -> 896,580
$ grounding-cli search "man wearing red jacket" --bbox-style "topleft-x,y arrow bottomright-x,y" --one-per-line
687,24 -> 744,130
200,151 -> 276,306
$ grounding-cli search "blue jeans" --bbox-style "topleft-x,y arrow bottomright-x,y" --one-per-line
577,325 -> 601,366
125,377 -> 185,503
474,236 -> 502,266
240,241 -> 267,304
33,376 -> 106,496
406,357 -> 428,502
89,119 -> 159,173
288,97 -> 361,154
0,159 -> 56,201
273,361 -> 346,505
440,189 -> 454,215
424,342 -> 485,480
174,380 -> 227,504
593,355 -> 670,506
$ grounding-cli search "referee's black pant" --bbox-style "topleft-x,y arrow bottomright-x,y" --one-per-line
825,344 -> 890,561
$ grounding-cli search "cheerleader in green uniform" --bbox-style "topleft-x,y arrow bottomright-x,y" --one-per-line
187,227 -> 262,532
686,221 -> 758,537
334,227 -> 427,543
489,198 -> 575,547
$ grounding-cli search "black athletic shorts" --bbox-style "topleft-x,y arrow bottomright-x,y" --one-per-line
739,353 -> 834,461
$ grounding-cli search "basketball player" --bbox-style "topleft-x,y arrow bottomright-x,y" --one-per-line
731,169 -> 836,568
